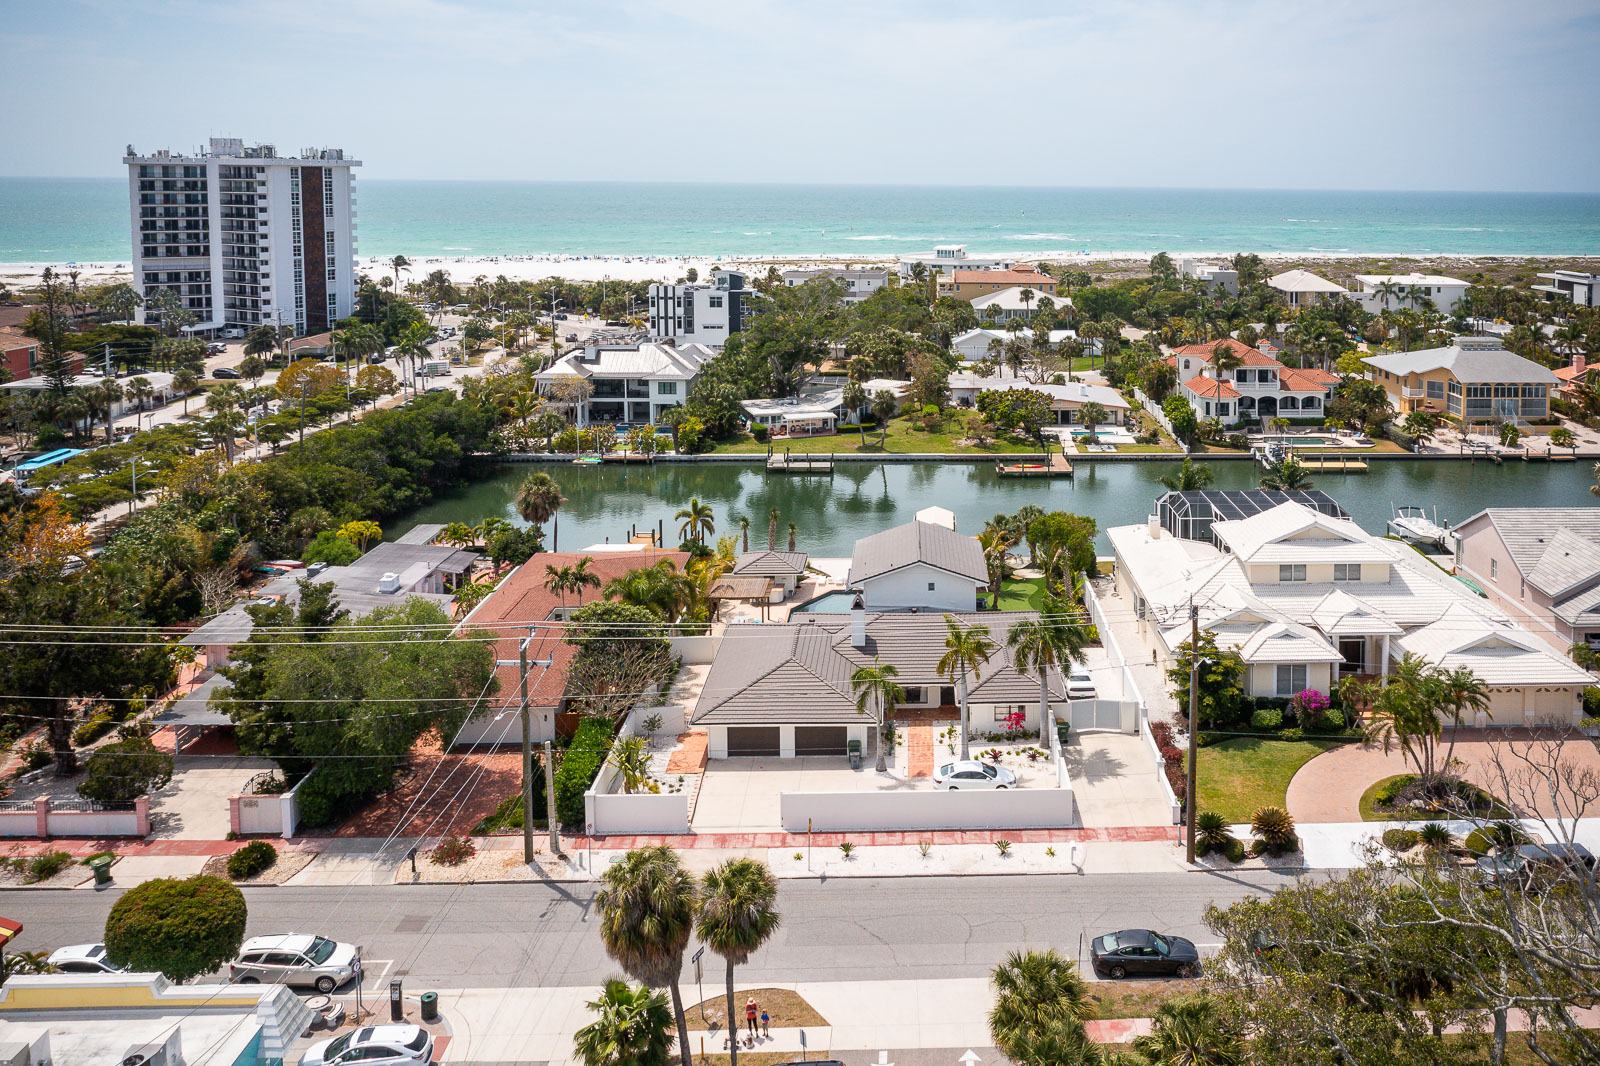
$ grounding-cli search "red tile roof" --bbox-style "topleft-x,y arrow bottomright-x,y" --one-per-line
1554,364 -> 1586,382
1279,367 -> 1339,392
1170,338 -> 1283,367
1183,376 -> 1242,399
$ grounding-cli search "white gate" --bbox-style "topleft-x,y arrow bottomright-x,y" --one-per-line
1068,699 -> 1138,734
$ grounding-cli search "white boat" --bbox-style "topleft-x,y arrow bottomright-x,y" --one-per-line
1388,504 -> 1447,545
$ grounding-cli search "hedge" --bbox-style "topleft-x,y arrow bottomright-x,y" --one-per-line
226,840 -> 278,879
554,718 -> 614,826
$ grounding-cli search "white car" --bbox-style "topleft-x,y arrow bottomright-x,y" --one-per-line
221,327 -> 245,339
301,1026 -> 433,1066
932,760 -> 1016,790
229,933 -> 361,993
47,943 -> 122,974
1066,670 -> 1096,699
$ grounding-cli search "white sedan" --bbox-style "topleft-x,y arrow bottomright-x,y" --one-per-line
301,1026 -> 433,1066
932,760 -> 1017,790
1065,669 -> 1097,699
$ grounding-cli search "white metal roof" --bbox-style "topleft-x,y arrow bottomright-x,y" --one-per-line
1267,269 -> 1347,293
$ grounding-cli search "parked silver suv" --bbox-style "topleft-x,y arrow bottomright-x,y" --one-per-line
229,933 -> 361,993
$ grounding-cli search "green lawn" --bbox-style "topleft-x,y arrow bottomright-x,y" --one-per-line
715,414 -> 1042,455
1196,736 -> 1349,823
994,577 -> 1048,611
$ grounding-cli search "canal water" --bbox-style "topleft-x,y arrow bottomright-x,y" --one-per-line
389,459 -> 1598,556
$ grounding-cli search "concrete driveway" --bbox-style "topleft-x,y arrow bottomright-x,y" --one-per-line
692,756 -> 924,832
147,755 -> 278,840
1064,732 -> 1174,828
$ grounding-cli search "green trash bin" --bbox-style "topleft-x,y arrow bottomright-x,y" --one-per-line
420,991 -> 439,1023
88,855 -> 114,886
1056,721 -> 1071,746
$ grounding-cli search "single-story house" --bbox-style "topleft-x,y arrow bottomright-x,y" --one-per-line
733,550 -> 810,594
948,372 -> 1130,425
741,379 -> 910,436
848,519 -> 988,612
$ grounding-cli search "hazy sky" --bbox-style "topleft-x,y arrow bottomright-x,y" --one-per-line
3,0 -> 1599,192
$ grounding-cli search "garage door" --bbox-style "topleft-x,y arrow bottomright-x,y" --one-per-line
727,726 -> 781,757
794,726 -> 848,756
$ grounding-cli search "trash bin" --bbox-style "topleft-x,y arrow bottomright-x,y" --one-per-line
847,739 -> 862,770
420,991 -> 439,1023
87,855 -> 114,886
1056,721 -> 1070,747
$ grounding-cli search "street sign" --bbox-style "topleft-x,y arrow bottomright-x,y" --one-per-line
690,947 -> 705,964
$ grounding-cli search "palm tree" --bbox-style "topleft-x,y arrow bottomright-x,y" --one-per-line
1077,401 -> 1108,439
172,369 -> 198,417
787,522 -> 797,552
675,498 -> 715,544
441,522 -> 476,549
937,616 -> 996,760
842,379 -> 868,444
988,949 -> 1093,1063
572,978 -> 677,1066
516,470 -> 566,528
695,859 -> 780,1066
1208,340 -> 1244,381
593,846 -> 698,1066
1158,458 -> 1214,491
871,390 -> 898,446
389,254 -> 412,298
243,325 -> 277,362
768,508 -> 780,550
396,321 -> 433,396
738,517 -> 750,553
1259,457 -> 1313,490
571,555 -> 602,605
850,658 -> 905,773
544,564 -> 575,608
1007,609 -> 1090,744
1130,995 -> 1243,1066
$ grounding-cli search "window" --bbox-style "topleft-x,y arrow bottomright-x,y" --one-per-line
1278,564 -> 1307,582
708,296 -> 723,308
1276,664 -> 1308,696
1426,379 -> 1445,399
1490,559 -> 1498,580
658,381 -> 677,395
927,581 -> 936,591
1333,563 -> 1361,582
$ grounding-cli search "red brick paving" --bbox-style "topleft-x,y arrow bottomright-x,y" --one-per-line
666,731 -> 707,775
907,724 -> 934,777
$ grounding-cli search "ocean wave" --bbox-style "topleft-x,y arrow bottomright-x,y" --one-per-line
845,234 -> 902,241
1281,218 -> 1324,223
443,246 -> 473,251
1307,247 -> 1351,252
742,232 -> 773,236
1005,233 -> 1078,241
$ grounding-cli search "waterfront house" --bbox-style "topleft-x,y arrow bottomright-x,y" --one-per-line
692,603 -> 1066,757
1167,338 -> 1337,425
781,266 -> 889,302
848,519 -> 988,612
1110,493 -> 1592,726
896,244 -> 1016,277
741,378 -> 909,436
947,371 -> 1129,426
937,266 -> 1057,302
536,340 -> 717,425
1452,508 -> 1600,656
1267,269 -> 1347,308
1553,353 -> 1589,400
1350,272 -> 1470,315
648,270 -> 759,347
1533,269 -> 1600,309
1362,336 -> 1558,423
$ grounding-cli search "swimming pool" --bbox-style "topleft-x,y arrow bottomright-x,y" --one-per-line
790,589 -> 859,613
1255,434 -> 1340,447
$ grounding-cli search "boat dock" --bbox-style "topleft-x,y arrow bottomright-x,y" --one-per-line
766,453 -> 834,474
995,452 -> 1074,477
1296,454 -> 1369,473
602,452 -> 655,464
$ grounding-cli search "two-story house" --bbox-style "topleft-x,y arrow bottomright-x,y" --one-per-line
1362,337 -> 1559,424
936,266 -> 1057,302
535,340 -> 717,425
647,270 -> 758,348
1267,269 -> 1347,308
848,519 -> 988,612
1350,272 -> 1470,315
1168,339 -> 1338,425
1452,508 -> 1600,656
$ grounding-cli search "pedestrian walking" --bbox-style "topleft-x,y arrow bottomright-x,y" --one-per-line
761,1009 -> 770,1037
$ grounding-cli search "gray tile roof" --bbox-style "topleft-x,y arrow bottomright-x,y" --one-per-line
693,611 -> 1065,726
851,520 -> 987,585
733,550 -> 810,577
1460,509 -> 1600,625
1362,338 -> 1561,384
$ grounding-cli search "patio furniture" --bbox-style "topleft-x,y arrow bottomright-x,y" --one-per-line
847,739 -> 862,770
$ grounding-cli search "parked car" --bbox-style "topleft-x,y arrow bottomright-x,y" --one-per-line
932,759 -> 1016,790
1065,670 -> 1096,699
300,1026 -> 433,1066
424,386 -> 451,395
221,327 -> 245,339
207,342 -> 227,355
367,352 -> 387,364
212,367 -> 241,379
1478,841 -> 1596,889
229,933 -> 361,993
553,312 -> 569,320
47,943 -> 122,974
1090,929 -> 1200,979
437,325 -> 456,338
565,333 -> 579,342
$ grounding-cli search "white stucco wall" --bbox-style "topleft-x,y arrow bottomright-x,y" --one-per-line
858,563 -> 983,612
780,786 -> 1077,832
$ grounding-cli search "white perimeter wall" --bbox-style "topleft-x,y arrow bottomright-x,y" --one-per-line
780,787 -> 1077,832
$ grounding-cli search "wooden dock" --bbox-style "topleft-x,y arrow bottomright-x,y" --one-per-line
602,452 -> 655,464
766,454 -> 834,474
1296,454 -> 1369,473
995,452 -> 1074,477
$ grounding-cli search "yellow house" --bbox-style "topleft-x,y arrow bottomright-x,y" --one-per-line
935,266 -> 1057,301
1362,336 -> 1559,423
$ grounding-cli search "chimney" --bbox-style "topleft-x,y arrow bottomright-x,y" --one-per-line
850,593 -> 867,648
1148,515 -> 1161,539
1575,352 -> 1586,374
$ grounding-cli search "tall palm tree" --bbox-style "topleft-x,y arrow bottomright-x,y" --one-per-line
593,846 -> 698,1066
988,949 -> 1093,1063
544,564 -> 576,608
573,978 -> 677,1066
695,859 -> 781,1066
871,390 -> 898,445
171,369 -> 197,417
1007,608 -> 1090,744
937,616 -> 996,760
787,522 -> 797,552
768,508 -> 780,550
389,254 -> 412,298
1130,995 -> 1244,1066
570,555 -> 601,605
1208,340 -> 1244,381
396,321 -> 433,396
517,470 -> 566,529
1158,458 -> 1214,491
841,380 -> 868,444
850,658 -> 904,773
738,517 -> 750,553
675,498 -> 714,544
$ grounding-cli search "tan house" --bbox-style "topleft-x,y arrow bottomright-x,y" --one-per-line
1452,508 -> 1600,656
1362,336 -> 1559,423
1266,269 -> 1347,308
936,266 -> 1057,302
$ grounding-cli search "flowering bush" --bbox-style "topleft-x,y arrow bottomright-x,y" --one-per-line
1289,688 -> 1336,729
1001,710 -> 1027,735
1149,721 -> 1188,799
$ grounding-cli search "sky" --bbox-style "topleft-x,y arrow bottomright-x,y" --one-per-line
2,0 -> 1599,192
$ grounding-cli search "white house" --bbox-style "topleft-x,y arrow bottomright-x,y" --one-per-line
971,286 -> 1058,323
848,519 -> 987,612
950,327 -> 1100,363
781,267 -> 889,302
1267,269 -> 1347,308
1178,258 -> 1238,295
1111,492 -> 1592,725
896,244 -> 1015,277
1166,338 -> 1338,426
647,270 -> 758,347
741,378 -> 909,436
1351,273 -> 1470,315
536,340 -> 717,424
1534,269 -> 1600,309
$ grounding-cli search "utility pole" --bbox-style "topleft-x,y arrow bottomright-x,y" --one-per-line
496,632 -> 554,865
297,380 -> 309,447
543,738 -> 559,855
103,343 -> 112,378
1185,600 -> 1200,865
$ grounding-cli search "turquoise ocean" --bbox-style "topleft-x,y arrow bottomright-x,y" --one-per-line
4,178 -> 1600,263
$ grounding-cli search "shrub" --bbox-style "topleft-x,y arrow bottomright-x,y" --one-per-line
103,875 -> 248,982
750,423 -> 769,443
1195,811 -> 1236,856
1221,838 -> 1247,864
554,717 -> 613,826
429,835 -> 475,866
1249,706 -> 1283,730
226,840 -> 278,879
1465,821 -> 1531,857
77,736 -> 174,808
26,850 -> 73,883
1418,822 -> 1454,850
301,530 -> 363,566
1250,806 -> 1299,854
1382,828 -> 1421,851
72,713 -> 116,747
22,741 -> 52,772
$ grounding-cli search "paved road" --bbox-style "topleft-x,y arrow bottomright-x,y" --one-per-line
14,871 -> 1300,991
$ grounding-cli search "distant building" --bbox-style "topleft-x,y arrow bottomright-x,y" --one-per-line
896,244 -> 1016,277
647,270 -> 757,347
1177,258 -> 1238,295
970,285 -> 1060,323
1534,269 -> 1600,309
949,327 -> 1099,362
537,340 -> 717,424
125,137 -> 360,336
1362,336 -> 1558,423
780,266 -> 889,302
1351,272 -> 1470,315
937,266 -> 1056,302
948,371 -> 1129,426
1267,269 -> 1346,309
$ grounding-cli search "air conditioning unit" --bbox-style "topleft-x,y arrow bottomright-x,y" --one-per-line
376,572 -> 401,594
122,1033 -> 183,1066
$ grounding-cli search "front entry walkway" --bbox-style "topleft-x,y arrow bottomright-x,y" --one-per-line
1064,731 -> 1174,827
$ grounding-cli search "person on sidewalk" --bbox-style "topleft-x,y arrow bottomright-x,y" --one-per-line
745,998 -> 759,1039
761,1009 -> 770,1038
